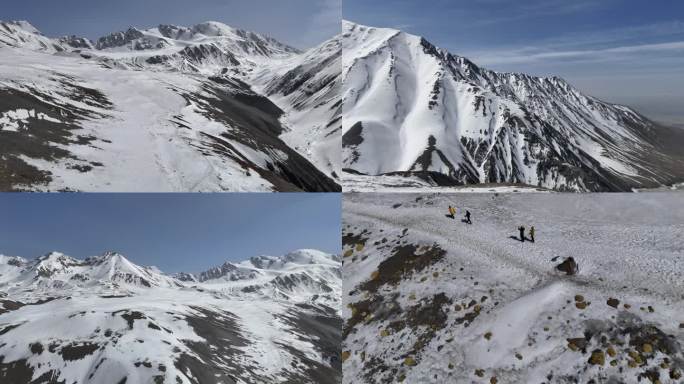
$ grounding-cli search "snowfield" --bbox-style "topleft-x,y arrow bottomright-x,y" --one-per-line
342,192 -> 684,383
0,20 -> 341,192
0,249 -> 341,384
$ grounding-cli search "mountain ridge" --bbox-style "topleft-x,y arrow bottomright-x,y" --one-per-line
0,20 -> 341,192
0,248 -> 341,383
341,20 -> 684,192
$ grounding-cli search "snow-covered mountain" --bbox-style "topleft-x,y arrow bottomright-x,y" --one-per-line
0,20 -> 341,192
342,21 -> 684,192
0,249 -> 341,383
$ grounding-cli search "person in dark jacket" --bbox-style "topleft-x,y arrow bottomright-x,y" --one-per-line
518,226 -> 525,242
465,210 -> 472,224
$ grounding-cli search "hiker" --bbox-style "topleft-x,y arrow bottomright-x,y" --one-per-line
529,226 -> 535,243
518,226 -> 525,242
448,205 -> 456,219
465,210 -> 472,224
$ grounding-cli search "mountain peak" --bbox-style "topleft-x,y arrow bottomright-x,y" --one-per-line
2,20 -> 42,34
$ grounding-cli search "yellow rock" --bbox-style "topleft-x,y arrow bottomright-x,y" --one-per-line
341,351 -> 350,362
404,357 -> 417,366
474,304 -> 482,312
433,271 -> 439,278
484,332 -> 492,340
380,329 -> 390,337
355,243 -> 364,252
370,271 -> 380,280
589,350 -> 605,366
343,249 -> 353,258
574,294 -> 585,302
628,359 -> 637,368
575,301 -> 587,309
607,346 -> 616,357
408,293 -> 416,300
642,343 -> 653,354
454,304 -> 462,311
490,378 -> 498,384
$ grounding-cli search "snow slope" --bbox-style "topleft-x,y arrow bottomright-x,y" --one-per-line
0,20 -> 341,191
0,249 -> 341,384
342,21 -> 684,192
342,192 -> 684,383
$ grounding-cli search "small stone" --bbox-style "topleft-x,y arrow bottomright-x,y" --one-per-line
628,359 -> 637,368
398,374 -> 406,382
380,329 -> 390,337
484,332 -> 492,340
433,271 -> 439,278
448,363 -> 454,369
648,305 -> 654,312
409,293 -> 416,300
576,301 -> 587,310
474,304 -> 482,313
575,294 -> 585,302
610,359 -> 618,366
589,350 -> 605,366
567,338 -> 587,352
454,304 -> 462,311
370,271 -> 380,280
556,257 -> 578,275
490,377 -> 498,384
355,243 -> 364,252
607,346 -> 616,357
671,369 -> 682,380
624,303 -> 631,309
343,249 -> 353,257
474,369 -> 485,377
642,343 -> 653,354
515,353 -> 523,360
420,276 -> 428,282
342,351 -> 350,362
404,357 -> 417,366
543,326 -> 549,332
607,298 -> 620,308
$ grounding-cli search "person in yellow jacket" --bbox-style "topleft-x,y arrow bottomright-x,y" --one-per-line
447,205 -> 456,219
529,226 -> 535,243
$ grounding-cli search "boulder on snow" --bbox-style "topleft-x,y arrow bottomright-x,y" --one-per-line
556,257 -> 578,275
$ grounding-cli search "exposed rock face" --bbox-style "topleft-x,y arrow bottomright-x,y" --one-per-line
58,35 -> 94,49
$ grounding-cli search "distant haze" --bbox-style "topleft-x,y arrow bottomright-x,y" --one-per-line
0,194 -> 341,273
1,0 -> 340,49
345,0 -> 684,127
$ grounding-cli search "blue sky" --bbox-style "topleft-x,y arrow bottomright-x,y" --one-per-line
345,0 -> 684,126
1,0 -> 340,49
0,193 -> 341,273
